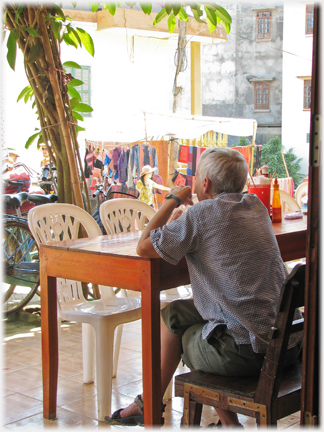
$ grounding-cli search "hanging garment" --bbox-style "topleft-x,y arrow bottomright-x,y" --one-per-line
172,171 -> 187,187
178,145 -> 189,163
152,174 -> 164,194
232,145 -> 251,169
118,149 -> 129,184
104,154 -> 118,180
139,144 -> 158,174
84,149 -> 92,178
129,144 -> 140,183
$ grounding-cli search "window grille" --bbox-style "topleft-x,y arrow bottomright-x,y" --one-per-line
256,11 -> 272,40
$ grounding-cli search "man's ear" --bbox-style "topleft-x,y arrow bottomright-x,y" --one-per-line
203,177 -> 212,195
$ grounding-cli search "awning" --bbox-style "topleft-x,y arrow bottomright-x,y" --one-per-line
84,111 -> 257,143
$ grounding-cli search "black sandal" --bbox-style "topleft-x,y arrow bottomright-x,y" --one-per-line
104,395 -> 166,426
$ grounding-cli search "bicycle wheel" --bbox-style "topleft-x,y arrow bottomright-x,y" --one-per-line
3,218 -> 40,316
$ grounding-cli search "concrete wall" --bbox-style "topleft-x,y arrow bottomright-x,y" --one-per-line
201,2 -> 284,145
282,2 -> 313,177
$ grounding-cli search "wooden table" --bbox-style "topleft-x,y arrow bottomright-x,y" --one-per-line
40,216 -> 307,426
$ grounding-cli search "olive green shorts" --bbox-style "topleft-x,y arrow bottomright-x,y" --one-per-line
161,299 -> 301,377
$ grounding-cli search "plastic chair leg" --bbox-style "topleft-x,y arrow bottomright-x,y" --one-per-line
112,324 -> 123,378
95,323 -> 115,421
82,323 -> 96,384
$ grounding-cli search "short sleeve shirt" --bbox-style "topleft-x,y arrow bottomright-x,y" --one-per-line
150,193 -> 296,353
136,180 -> 153,206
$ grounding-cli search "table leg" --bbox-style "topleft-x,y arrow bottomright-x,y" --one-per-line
40,267 -> 58,420
141,264 -> 162,426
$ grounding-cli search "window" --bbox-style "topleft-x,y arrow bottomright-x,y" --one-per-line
65,65 -> 91,117
254,82 -> 270,110
305,5 -> 314,35
256,11 -> 272,40
304,79 -> 311,109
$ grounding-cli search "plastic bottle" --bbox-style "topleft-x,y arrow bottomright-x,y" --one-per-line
272,178 -> 282,223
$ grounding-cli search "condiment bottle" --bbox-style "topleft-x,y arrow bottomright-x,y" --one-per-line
272,178 -> 282,223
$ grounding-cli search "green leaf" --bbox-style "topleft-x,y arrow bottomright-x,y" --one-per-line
27,42 -> 44,63
69,97 -> 81,110
63,32 -> 78,48
153,8 -> 167,25
165,2 -> 172,15
206,17 -> 216,34
91,3 -> 100,12
17,85 -> 32,102
76,27 -> 95,56
37,134 -> 44,145
72,2 -> 77,8
26,27 -> 39,37
173,3 -> 181,16
168,13 -> 176,34
67,86 -> 82,100
15,5 -> 24,24
72,111 -> 84,121
215,5 -> 232,24
140,3 -> 149,14
69,78 -> 84,87
63,61 -> 82,69
224,21 -> 231,34
103,3 -> 116,15
191,8 -> 205,23
67,26 -> 82,46
52,20 -> 62,40
75,125 -> 86,132
25,132 -> 40,149
73,102 -> 93,113
205,7 -> 217,27
179,8 -> 189,22
53,5 -> 65,20
24,89 -> 33,103
6,32 -> 17,71
3,10 -> 7,25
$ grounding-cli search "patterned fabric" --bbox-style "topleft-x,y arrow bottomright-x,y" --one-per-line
136,180 -> 153,205
178,145 -> 189,163
150,193 -> 302,353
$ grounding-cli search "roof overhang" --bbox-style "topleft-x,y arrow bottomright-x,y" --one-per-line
63,8 -> 228,44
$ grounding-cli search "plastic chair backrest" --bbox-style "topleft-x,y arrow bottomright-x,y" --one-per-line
295,182 -> 308,208
99,198 -> 156,235
270,189 -> 301,213
28,203 -> 105,306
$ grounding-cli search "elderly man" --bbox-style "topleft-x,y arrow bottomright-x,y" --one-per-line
105,147 -> 302,428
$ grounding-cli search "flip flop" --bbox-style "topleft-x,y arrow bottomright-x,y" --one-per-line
104,394 -> 166,426
104,408 -> 144,426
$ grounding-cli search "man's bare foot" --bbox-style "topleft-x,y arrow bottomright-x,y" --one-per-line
119,401 -> 143,419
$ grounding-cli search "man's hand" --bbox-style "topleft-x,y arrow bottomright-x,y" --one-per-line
169,186 -> 193,207
136,185 -> 193,258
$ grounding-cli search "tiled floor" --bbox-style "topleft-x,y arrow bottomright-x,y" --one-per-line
2,311 -> 301,429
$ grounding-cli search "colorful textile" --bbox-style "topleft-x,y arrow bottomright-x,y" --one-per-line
173,172 -> 186,187
232,145 -> 251,169
178,145 -> 189,163
276,177 -> 294,197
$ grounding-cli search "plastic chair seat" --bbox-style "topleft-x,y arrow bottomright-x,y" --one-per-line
60,296 -> 140,315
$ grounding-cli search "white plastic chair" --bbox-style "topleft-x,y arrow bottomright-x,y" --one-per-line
28,203 -> 141,421
270,189 -> 301,213
99,198 -> 192,399
295,181 -> 308,208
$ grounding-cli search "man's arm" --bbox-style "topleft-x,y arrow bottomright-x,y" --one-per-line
136,186 -> 193,258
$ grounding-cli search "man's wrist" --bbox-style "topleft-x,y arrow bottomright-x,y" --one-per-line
165,193 -> 181,207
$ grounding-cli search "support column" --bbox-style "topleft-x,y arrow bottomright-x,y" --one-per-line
191,41 -> 201,115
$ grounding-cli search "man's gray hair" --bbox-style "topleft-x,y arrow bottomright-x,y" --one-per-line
197,147 -> 248,196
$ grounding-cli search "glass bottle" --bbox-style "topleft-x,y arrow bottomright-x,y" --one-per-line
272,178 -> 282,223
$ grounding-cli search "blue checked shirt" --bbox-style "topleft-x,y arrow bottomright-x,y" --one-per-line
151,192 -> 302,353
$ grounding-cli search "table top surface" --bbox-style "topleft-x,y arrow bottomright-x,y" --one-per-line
40,215 -> 307,257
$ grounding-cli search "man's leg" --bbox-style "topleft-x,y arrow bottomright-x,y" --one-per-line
215,408 -> 241,427
117,318 -> 182,419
